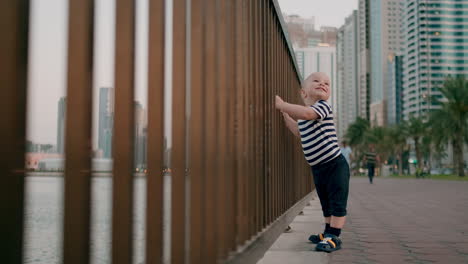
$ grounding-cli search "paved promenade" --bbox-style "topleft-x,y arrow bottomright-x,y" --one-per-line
259,177 -> 468,264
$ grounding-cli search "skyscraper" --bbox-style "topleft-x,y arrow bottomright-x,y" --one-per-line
295,45 -> 338,114
369,0 -> 405,126
57,97 -> 66,154
134,101 -> 147,169
402,0 -> 468,119
294,46 -> 337,104
386,54 -> 404,125
98,87 -> 114,159
336,11 -> 359,139
358,0 -> 371,121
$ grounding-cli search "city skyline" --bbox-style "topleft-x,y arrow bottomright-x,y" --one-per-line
27,0 -> 148,146
35,93 -> 148,154
329,0 -> 468,170
369,0 -> 405,126
26,0 -> 356,145
401,0 -> 468,118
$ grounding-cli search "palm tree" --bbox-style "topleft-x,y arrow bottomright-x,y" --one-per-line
430,76 -> 468,177
365,127 -> 387,160
388,125 -> 408,175
345,117 -> 370,172
404,116 -> 427,171
346,117 -> 370,147
365,126 -> 401,176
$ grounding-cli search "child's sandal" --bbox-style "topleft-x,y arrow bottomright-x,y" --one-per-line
308,233 -> 325,244
315,234 -> 342,253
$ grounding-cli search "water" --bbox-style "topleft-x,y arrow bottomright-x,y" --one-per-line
23,175 -> 167,264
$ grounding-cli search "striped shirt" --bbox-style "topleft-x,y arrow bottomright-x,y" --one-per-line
297,100 -> 341,167
365,152 -> 377,165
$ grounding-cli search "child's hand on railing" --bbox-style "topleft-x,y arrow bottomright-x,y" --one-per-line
275,95 -> 284,110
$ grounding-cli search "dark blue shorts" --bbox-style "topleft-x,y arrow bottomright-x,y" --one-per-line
311,154 -> 350,217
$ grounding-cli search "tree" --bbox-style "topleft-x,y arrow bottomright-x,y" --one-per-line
404,116 -> 427,171
421,133 -> 432,171
365,126 -> 404,176
388,125 -> 408,175
365,126 -> 388,162
345,117 -> 370,172
346,117 -> 370,147
430,76 -> 468,177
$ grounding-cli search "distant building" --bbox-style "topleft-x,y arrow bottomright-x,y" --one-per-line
92,159 -> 113,172
319,26 -> 338,47
294,46 -> 337,106
36,158 -> 113,172
358,0 -> 371,120
369,0 -> 405,126
284,14 -> 337,48
402,0 -> 468,119
134,102 -> 147,169
98,87 -> 114,158
284,14 -> 316,33
26,141 -> 56,154
57,97 -> 66,154
164,137 -> 171,169
38,158 -> 64,171
386,54 -> 404,125
25,153 -> 62,170
336,11 -> 359,139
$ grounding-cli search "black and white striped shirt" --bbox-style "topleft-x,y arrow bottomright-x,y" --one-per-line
297,100 -> 341,167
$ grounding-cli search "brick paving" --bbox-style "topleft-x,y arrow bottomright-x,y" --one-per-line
331,177 -> 468,264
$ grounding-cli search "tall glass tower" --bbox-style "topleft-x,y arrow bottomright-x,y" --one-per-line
336,11 -> 359,139
403,0 -> 468,119
98,87 -> 114,158
369,0 -> 405,126
57,97 -> 66,154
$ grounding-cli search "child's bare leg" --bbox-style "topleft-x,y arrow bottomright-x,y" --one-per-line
325,217 -> 331,224
330,216 -> 346,229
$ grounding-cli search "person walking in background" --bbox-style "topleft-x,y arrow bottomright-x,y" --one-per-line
364,145 -> 377,184
340,141 -> 352,168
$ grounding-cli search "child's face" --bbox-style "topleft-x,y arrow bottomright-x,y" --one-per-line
301,72 -> 331,103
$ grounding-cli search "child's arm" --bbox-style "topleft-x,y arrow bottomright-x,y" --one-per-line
282,112 -> 300,138
275,95 -> 319,121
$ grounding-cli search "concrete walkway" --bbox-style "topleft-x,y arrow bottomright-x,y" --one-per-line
257,191 -> 330,264
258,177 -> 468,264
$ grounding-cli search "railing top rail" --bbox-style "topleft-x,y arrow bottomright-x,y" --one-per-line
271,0 -> 304,83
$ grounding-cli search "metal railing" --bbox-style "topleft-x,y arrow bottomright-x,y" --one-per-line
1,0 -> 313,263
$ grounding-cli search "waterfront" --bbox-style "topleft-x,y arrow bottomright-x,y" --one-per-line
23,175 -> 162,264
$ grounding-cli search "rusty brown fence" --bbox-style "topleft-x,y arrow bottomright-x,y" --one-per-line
1,0 -> 314,263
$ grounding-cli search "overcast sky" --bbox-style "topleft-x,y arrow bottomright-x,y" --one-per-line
278,0 -> 358,28
27,0 -> 357,147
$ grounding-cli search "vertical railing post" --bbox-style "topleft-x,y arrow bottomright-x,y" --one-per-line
62,0 -> 94,263
225,0 -> 237,253
112,0 -> 136,262
171,0 -> 187,262
203,0 -> 217,262
0,0 -> 29,263
216,0 -> 229,259
189,0 -> 204,262
236,0 -> 247,245
146,0 -> 165,262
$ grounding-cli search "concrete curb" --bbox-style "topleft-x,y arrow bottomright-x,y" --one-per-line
257,191 -> 330,264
